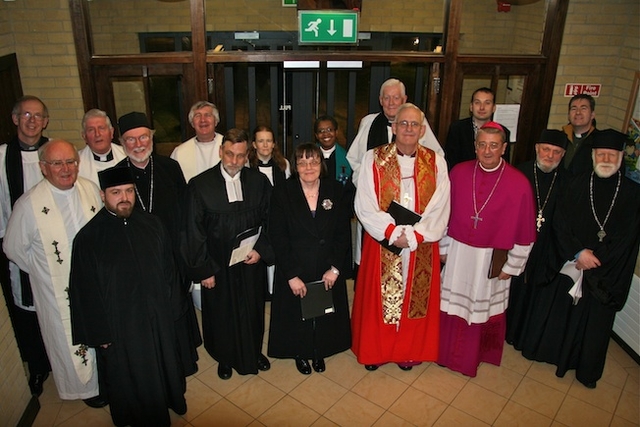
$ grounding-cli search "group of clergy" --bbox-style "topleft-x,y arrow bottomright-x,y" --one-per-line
348,82 -> 639,391
1,86 -> 638,427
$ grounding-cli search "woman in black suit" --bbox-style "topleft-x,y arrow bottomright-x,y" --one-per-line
267,143 -> 352,375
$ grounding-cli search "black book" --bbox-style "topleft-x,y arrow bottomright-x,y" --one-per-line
301,280 -> 335,321
378,201 -> 422,255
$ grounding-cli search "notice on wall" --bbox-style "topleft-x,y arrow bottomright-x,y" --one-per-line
493,104 -> 520,142
564,84 -> 601,97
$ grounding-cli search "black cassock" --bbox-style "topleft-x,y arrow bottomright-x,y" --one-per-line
183,164 -> 274,374
70,208 -> 186,427
506,161 -> 570,351
267,178 -> 352,360
117,154 -> 202,376
535,171 -> 640,385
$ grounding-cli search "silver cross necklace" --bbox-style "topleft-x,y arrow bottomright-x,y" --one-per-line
589,170 -> 621,242
533,163 -> 558,232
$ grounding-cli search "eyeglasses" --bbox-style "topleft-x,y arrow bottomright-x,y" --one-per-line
296,159 -> 321,168
476,142 -> 503,151
123,134 -> 151,145
18,112 -> 47,121
41,159 -> 78,168
397,120 -> 421,129
317,127 -> 335,134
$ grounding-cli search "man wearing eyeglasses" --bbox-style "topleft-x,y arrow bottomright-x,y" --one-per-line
3,139 -> 106,406
183,129 -> 274,380
438,122 -> 535,378
0,95 -> 52,396
346,79 -> 444,278
346,78 -> 443,184
352,103 -> 450,372
78,109 -> 126,186
115,111 -> 202,379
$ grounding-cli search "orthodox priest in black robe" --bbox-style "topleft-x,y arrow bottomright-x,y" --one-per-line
69,166 -> 187,427
116,111 -> 201,377
183,129 -> 274,379
536,129 -> 640,388
506,130 -> 571,351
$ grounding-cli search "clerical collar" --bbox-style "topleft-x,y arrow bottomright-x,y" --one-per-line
478,158 -> 504,172
574,133 -> 583,139
396,147 -> 416,158
18,139 -> 39,151
220,166 -> 243,202
195,136 -> 216,144
92,149 -> 114,162
258,155 -> 273,166
320,146 -> 336,158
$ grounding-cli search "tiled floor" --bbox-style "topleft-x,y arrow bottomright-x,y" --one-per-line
33,282 -> 639,427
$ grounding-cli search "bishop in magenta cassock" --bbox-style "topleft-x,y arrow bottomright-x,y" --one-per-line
438,122 -> 536,377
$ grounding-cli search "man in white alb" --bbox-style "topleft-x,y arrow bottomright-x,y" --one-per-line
171,101 -> 223,182
3,139 -> 106,407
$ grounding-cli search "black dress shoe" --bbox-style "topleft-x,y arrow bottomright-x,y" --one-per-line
397,364 -> 413,371
218,364 -> 233,380
83,395 -> 108,408
29,372 -> 49,396
257,354 -> 271,371
295,357 -> 311,375
364,364 -> 379,371
312,358 -> 325,373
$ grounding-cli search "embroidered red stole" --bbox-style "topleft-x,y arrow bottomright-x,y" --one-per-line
373,143 -> 437,324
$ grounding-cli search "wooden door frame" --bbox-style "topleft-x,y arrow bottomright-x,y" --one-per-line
68,0 -> 569,163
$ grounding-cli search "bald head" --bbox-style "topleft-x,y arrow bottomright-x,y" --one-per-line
38,140 -> 80,190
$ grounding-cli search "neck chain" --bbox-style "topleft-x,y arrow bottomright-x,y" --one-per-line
589,170 -> 621,242
302,181 -> 320,199
128,156 -> 154,213
471,160 -> 506,229
533,163 -> 558,232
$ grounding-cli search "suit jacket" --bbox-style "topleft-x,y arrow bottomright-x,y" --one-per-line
445,117 -> 511,170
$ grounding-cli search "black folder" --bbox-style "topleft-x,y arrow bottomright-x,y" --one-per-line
300,280 -> 335,321
378,201 -> 422,255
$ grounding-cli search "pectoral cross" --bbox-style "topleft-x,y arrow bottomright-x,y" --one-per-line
536,210 -> 545,232
471,214 -> 482,229
597,230 -> 606,242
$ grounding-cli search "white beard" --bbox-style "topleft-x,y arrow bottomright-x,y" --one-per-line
594,163 -> 619,178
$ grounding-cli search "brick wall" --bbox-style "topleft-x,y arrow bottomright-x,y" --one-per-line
547,0 -> 640,132
3,0 -> 85,146
0,4 -> 33,423
2,0 -> 637,147
460,0 -> 546,55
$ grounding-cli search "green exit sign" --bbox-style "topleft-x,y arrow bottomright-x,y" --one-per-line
298,11 -> 359,44
282,0 -> 296,6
